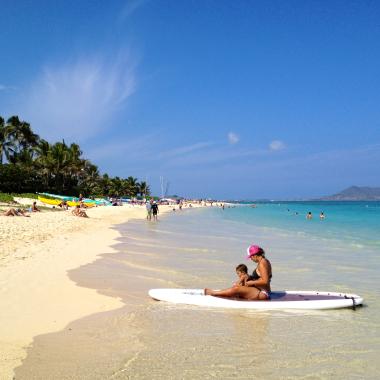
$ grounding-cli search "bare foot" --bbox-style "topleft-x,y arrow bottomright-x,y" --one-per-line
204,288 -> 213,296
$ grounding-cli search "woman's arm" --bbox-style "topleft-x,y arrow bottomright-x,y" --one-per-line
245,260 -> 270,288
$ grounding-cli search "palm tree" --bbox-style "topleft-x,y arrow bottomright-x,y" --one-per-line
48,141 -> 71,192
34,139 -> 52,188
138,181 -> 150,197
1,115 -> 152,197
78,162 -> 100,195
109,176 -> 124,197
65,142 -> 84,186
0,116 -> 15,164
99,173 -> 111,196
5,116 -> 40,163
125,176 -> 138,197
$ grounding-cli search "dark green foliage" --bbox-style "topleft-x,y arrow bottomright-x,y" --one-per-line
0,164 -> 44,193
0,115 -> 151,197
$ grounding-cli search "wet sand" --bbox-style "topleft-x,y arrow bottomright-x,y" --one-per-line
0,202 -> 189,379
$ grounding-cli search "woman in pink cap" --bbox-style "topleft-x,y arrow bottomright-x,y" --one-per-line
205,245 -> 272,300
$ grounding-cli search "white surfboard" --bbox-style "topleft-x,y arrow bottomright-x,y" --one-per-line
149,288 -> 363,310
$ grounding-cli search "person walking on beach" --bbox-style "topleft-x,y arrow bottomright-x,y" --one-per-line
205,245 -> 272,300
151,201 -> 159,221
146,200 -> 152,220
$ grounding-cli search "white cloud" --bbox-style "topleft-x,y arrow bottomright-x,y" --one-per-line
119,0 -> 147,20
228,132 -> 239,144
159,142 -> 214,158
21,52 -> 137,142
269,140 -> 285,151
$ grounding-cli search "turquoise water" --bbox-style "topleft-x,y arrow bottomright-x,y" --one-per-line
221,201 -> 380,249
105,207 -> 380,379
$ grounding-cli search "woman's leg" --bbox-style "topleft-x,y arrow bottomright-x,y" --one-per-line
205,286 -> 262,300
4,208 -> 17,216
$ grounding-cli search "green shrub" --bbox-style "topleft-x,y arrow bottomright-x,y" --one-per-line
13,193 -> 39,199
0,193 -> 14,203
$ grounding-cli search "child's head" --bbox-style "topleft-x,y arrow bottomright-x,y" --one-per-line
235,264 -> 248,275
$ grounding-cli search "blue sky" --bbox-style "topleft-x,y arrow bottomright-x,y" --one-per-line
1,0 -> 379,199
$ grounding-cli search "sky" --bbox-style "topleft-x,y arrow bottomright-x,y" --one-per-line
0,0 -> 379,199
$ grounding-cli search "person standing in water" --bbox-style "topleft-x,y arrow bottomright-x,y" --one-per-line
151,201 -> 159,221
307,211 -> 313,219
205,245 -> 272,300
146,200 -> 152,220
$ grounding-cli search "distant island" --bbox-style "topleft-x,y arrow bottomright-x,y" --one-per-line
320,186 -> 380,201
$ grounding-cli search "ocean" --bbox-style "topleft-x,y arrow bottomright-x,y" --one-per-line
105,202 -> 379,379
224,201 -> 380,249
16,203 -> 380,379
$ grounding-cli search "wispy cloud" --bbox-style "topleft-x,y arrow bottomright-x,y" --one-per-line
228,132 -> 239,145
223,143 -> 380,178
0,84 -> 16,91
160,145 -> 268,169
269,140 -> 285,151
119,0 -> 147,21
86,132 -> 158,162
159,142 -> 214,158
21,52 -> 137,142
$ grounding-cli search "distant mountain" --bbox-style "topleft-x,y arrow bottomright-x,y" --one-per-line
321,186 -> 380,201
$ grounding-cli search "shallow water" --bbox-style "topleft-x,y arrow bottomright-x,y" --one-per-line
109,208 -> 379,379
15,207 -> 380,379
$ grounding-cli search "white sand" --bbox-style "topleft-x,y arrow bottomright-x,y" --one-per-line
0,199 -> 206,379
0,204 -> 146,379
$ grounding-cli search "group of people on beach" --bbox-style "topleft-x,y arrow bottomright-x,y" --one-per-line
205,244 -> 272,300
1,198 -> 90,218
1,201 -> 40,217
146,199 -> 159,221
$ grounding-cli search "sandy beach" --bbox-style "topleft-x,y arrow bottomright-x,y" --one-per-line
0,201 -> 184,379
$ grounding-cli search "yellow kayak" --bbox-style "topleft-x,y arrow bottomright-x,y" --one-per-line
38,196 -> 96,208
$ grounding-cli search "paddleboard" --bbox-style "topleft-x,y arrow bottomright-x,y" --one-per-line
149,289 -> 363,310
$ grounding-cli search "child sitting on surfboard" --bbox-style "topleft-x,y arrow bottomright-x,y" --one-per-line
205,244 -> 272,300
233,264 -> 250,287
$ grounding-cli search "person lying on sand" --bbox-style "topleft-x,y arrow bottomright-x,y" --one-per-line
205,245 -> 272,300
72,205 -> 88,218
2,208 -> 30,217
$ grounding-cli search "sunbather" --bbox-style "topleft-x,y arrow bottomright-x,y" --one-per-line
31,201 -> 41,212
2,208 -> 30,217
72,205 -> 88,218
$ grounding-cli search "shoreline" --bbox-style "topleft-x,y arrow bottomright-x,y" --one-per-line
0,202 -> 190,379
3,203 -> 378,379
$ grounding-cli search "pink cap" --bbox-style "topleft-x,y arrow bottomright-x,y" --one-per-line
246,245 -> 262,259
